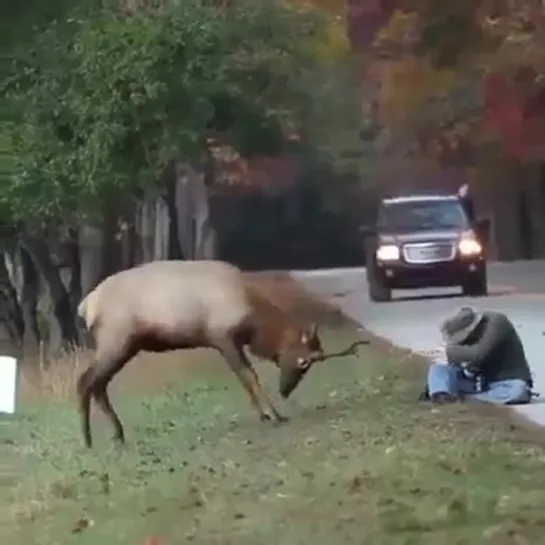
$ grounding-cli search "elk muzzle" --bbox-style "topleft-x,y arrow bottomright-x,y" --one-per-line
278,357 -> 313,399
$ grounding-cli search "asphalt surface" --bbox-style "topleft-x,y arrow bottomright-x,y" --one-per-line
292,260 -> 545,427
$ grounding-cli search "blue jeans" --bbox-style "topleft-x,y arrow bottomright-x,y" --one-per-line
427,363 -> 531,405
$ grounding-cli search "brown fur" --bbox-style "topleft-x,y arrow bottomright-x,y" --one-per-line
244,284 -> 322,363
76,260 -> 323,448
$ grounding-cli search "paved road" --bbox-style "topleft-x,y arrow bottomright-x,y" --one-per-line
292,261 -> 545,426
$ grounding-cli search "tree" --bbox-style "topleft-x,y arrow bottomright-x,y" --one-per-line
345,0 -> 545,260
0,0 -> 365,352
360,1 -> 545,161
3,0 -> 361,224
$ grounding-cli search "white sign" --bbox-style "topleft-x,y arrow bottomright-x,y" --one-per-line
0,356 -> 17,414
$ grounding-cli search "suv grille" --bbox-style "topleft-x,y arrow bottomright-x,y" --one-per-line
402,242 -> 456,264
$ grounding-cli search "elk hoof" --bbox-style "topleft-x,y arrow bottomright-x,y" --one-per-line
270,414 -> 290,427
260,412 -> 289,425
113,432 -> 126,444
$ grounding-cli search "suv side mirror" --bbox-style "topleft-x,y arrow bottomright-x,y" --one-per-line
475,217 -> 490,245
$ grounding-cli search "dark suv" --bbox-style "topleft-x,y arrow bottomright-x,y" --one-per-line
364,193 -> 489,302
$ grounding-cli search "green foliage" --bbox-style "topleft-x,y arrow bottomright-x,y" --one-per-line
0,0 -> 93,52
414,0 -> 485,68
3,0 -> 360,223
0,0 -> 100,217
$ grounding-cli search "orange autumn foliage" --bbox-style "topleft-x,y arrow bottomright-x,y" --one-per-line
208,140 -> 298,192
370,54 -> 457,128
294,0 -> 346,15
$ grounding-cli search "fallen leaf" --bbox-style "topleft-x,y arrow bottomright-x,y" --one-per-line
348,476 -> 362,492
100,473 -> 110,495
144,536 -> 163,545
72,516 -> 94,534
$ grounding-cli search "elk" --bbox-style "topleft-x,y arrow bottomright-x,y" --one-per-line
75,259 -> 326,448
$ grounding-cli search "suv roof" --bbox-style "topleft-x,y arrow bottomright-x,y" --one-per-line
382,193 -> 459,205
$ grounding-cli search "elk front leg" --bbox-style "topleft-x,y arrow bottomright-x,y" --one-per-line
217,338 -> 287,423
244,360 -> 289,423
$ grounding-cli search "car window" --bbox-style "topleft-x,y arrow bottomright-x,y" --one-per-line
378,199 -> 468,232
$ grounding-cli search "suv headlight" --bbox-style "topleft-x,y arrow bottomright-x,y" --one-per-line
376,244 -> 400,261
458,236 -> 482,256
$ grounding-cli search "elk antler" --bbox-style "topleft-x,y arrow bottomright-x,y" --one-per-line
316,340 -> 369,362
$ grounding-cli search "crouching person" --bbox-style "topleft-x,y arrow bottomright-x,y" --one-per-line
426,307 -> 533,405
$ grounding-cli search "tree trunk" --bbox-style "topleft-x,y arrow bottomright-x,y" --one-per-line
19,237 -> 79,348
518,183 -> 533,259
120,215 -> 137,269
524,162 -> 545,258
138,200 -> 156,263
174,162 -> 217,260
165,164 -> 184,260
174,163 -> 196,259
65,228 -> 82,319
0,252 -> 24,349
153,197 -> 170,260
5,246 -> 41,352
78,221 -> 107,297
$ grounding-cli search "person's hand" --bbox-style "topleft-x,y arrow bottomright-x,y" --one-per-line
458,183 -> 469,197
425,345 -> 447,362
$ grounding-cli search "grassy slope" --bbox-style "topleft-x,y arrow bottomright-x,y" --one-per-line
2,274 -> 545,545
2,325 -> 545,545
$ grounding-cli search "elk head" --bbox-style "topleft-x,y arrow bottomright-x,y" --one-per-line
278,322 -> 323,399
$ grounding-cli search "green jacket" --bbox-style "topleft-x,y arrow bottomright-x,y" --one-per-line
446,311 -> 533,386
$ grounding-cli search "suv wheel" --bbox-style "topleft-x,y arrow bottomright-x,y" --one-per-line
368,268 -> 392,302
462,270 -> 488,297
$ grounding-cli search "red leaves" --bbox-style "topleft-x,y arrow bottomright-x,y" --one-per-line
143,536 -> 163,545
208,141 -> 298,191
346,0 -> 398,52
483,72 -> 545,160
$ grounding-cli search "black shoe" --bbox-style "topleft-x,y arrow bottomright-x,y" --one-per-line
430,392 -> 458,404
418,388 -> 430,402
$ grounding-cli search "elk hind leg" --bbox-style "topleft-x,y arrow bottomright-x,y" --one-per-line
92,377 -> 125,445
76,366 -> 96,448
91,348 -> 134,445
76,344 -> 133,448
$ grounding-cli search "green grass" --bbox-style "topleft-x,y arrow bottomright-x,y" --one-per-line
2,326 -> 545,545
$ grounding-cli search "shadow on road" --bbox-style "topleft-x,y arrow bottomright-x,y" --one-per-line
392,292 -> 464,303
390,286 -> 517,303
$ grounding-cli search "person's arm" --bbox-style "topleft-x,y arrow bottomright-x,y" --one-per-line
445,313 -> 507,370
463,197 -> 475,222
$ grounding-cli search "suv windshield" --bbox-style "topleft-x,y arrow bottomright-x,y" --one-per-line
378,199 -> 469,232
